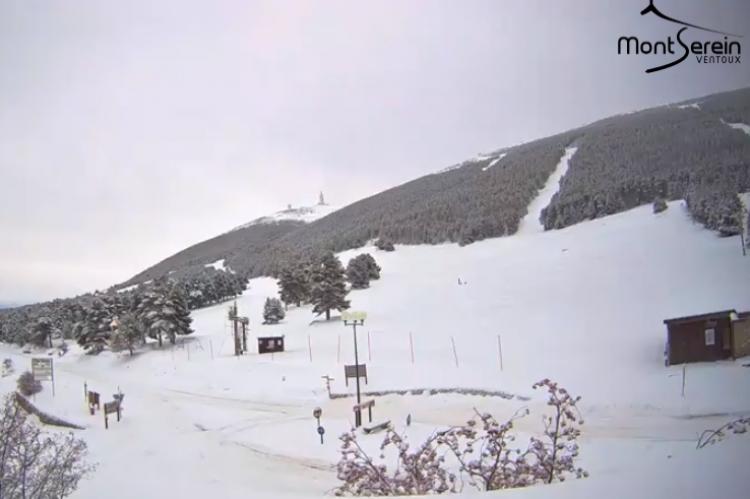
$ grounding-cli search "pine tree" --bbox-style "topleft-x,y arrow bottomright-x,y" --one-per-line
29,317 -> 54,348
76,298 -> 113,354
110,312 -> 144,355
310,253 -> 350,320
346,257 -> 371,289
359,253 -> 381,280
262,297 -> 286,324
278,264 -> 311,307
137,280 -> 193,347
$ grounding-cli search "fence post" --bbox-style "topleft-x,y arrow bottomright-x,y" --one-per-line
409,332 -> 415,364
368,331 -> 372,362
681,364 -> 686,397
308,334 -> 313,363
497,334 -> 504,371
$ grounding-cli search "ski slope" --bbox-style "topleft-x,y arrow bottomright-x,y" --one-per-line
1,200 -> 749,498
517,147 -> 576,234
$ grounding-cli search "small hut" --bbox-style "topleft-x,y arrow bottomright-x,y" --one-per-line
664,310 -> 750,365
257,336 -> 284,354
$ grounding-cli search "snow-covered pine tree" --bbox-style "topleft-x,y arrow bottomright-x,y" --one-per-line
278,264 -> 311,307
359,253 -> 381,280
109,312 -> 145,355
310,252 -> 350,320
346,257 -> 371,289
262,297 -> 285,324
76,298 -> 114,354
29,316 -> 54,348
137,279 -> 193,347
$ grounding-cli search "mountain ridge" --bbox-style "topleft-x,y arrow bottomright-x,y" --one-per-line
117,86 -> 750,289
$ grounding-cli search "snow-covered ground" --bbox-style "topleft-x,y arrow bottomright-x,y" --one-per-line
1,194 -> 749,497
230,203 -> 338,231
205,258 -> 232,272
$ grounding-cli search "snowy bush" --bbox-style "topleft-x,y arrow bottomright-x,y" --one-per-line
335,429 -> 457,496
17,371 -> 42,397
335,379 -> 586,495
375,238 -> 395,252
697,416 -> 750,449
0,394 -> 94,498
652,197 -> 668,214
347,254 -> 381,290
2,358 -> 14,377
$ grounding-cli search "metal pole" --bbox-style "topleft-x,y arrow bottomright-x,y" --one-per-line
367,331 -> 372,362
681,364 -> 686,397
353,321 -> 362,427
409,332 -> 415,364
450,336 -> 459,368
497,334 -> 504,371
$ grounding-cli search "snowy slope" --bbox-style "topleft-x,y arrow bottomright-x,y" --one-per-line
2,197 -> 749,499
230,203 -> 338,231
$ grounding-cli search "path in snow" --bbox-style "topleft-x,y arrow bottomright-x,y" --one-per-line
723,120 -> 750,136
482,152 -> 507,171
516,146 -> 577,235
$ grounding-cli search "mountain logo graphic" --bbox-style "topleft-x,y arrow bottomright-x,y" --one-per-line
617,0 -> 742,73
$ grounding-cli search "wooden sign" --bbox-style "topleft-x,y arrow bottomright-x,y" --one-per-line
353,399 -> 375,423
31,358 -> 53,381
104,401 -> 120,414
87,391 -> 101,414
103,393 -> 124,429
352,399 -> 375,411
344,364 -> 368,386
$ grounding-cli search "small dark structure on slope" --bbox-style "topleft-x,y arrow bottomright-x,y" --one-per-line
664,310 -> 750,365
257,335 -> 285,354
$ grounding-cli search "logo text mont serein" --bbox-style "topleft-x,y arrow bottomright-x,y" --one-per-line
617,1 -> 742,73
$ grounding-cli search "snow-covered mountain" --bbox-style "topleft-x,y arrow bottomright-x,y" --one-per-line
115,87 -> 750,289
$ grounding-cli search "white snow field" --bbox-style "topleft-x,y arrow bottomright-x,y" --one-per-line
1,200 -> 749,499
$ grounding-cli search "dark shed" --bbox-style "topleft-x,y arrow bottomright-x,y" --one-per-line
664,310 -> 736,365
257,336 -> 284,354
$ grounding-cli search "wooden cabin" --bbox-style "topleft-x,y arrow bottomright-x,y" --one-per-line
664,310 -> 750,365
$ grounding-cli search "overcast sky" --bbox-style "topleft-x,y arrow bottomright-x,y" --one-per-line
1,0 -> 749,304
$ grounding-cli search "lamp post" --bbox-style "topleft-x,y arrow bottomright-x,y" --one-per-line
342,310 -> 366,427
